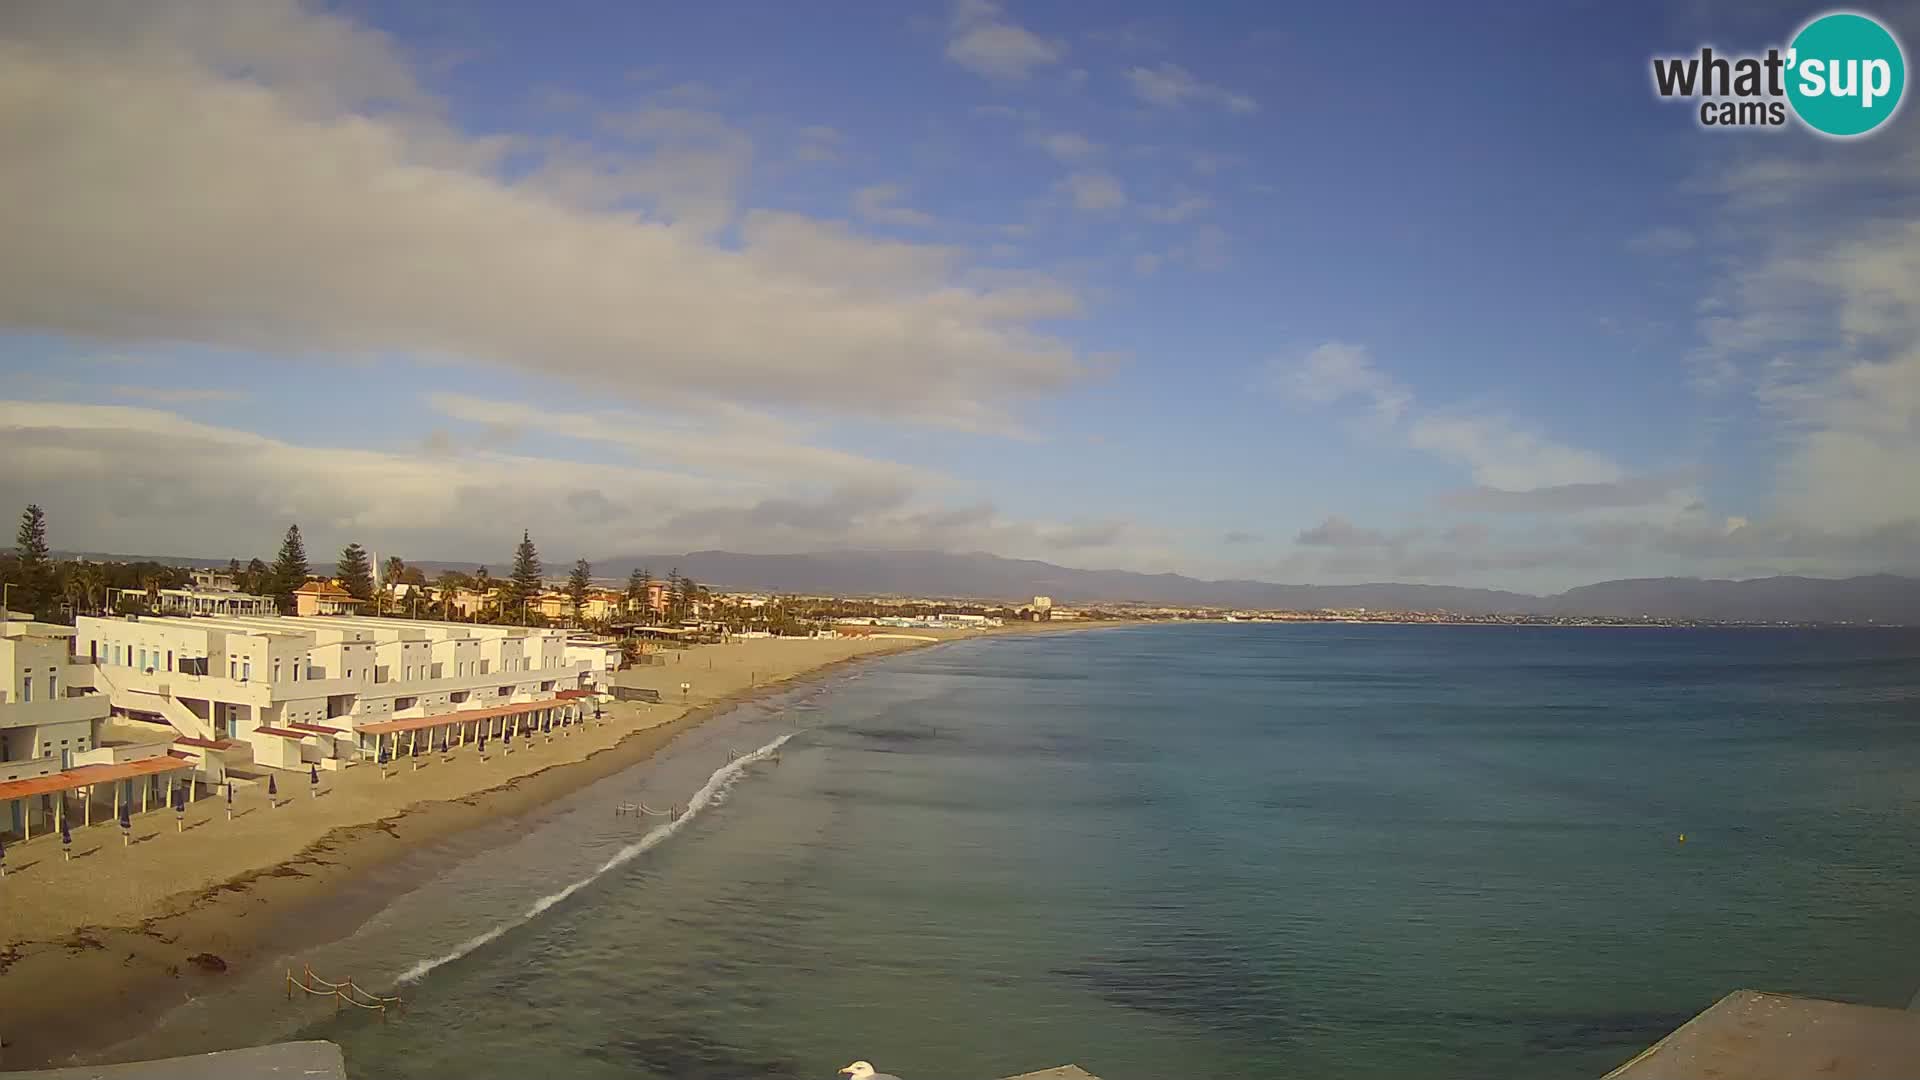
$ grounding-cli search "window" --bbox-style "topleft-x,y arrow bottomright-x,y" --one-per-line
48,671 -> 58,699
274,659 -> 281,683
20,677 -> 30,703
167,650 -> 173,670
229,659 -> 237,679
242,660 -> 251,681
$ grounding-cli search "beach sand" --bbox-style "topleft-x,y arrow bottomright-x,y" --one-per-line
0,623 -> 1115,1068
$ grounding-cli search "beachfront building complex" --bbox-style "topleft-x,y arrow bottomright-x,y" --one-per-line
1,617 -> 172,839
74,613 -> 604,774
2,619 -> 110,776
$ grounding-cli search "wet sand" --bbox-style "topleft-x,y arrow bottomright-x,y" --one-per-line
0,624 -> 1120,1069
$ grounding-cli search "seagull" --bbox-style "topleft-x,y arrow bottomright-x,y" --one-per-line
840,1062 -> 901,1080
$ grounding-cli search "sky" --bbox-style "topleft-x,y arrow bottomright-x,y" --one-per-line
0,0 -> 1916,593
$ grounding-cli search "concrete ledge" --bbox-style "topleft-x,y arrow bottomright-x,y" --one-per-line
1604,990 -> 1920,1080
10,1041 -> 345,1079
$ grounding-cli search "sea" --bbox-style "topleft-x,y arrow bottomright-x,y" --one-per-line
107,624 -> 1920,1079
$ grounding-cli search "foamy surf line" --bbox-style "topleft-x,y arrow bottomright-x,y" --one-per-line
395,729 -> 801,985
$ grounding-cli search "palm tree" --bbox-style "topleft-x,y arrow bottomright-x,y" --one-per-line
78,563 -> 106,614
62,569 -> 88,619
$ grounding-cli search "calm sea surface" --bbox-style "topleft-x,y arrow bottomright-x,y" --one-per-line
123,624 -> 1920,1078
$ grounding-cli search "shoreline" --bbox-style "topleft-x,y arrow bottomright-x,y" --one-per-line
0,622 -> 1123,1070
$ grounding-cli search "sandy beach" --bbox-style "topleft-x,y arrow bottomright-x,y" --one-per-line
0,623 -> 1116,1069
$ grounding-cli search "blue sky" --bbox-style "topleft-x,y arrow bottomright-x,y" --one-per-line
1,0 -> 1916,592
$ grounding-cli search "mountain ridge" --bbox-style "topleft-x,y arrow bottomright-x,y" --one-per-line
47,547 -> 1920,623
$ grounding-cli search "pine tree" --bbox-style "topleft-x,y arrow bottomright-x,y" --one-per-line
384,556 -> 406,588
336,543 -> 374,601
509,531 -> 542,623
626,567 -> 646,617
244,557 -> 268,594
269,525 -> 309,614
665,567 -> 683,623
13,504 -> 51,615
677,575 -> 699,623
567,559 -> 592,624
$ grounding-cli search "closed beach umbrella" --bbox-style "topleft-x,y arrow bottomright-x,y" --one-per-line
309,764 -> 319,797
378,744 -> 390,777
0,833 -> 7,876
478,733 -> 487,753
120,801 -> 131,844
267,773 -> 278,806
225,781 -> 234,821
173,783 -> 185,831
61,817 -> 72,860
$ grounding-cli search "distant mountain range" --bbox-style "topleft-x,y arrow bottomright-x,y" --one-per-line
45,547 -> 1920,623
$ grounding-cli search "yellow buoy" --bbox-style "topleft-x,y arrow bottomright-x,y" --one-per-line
1677,833 -> 1687,844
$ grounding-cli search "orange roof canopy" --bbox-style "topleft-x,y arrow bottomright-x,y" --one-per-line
0,755 -> 194,803
355,697 -> 574,736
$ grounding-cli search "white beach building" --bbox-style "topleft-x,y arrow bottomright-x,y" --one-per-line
74,614 -> 602,774
1,618 -> 192,840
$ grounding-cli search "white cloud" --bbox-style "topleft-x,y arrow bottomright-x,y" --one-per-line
425,393 -> 934,490
1679,141 -> 1920,540
1027,130 -> 1099,162
946,0 -> 1061,81
794,124 -> 845,164
0,400 -> 1162,566
1626,225 -> 1696,255
1125,62 -> 1257,113
108,385 -> 248,404
1060,171 -> 1127,211
1143,194 -> 1211,224
1174,223 -> 1229,270
1273,342 -> 1634,493
0,1 -> 1086,431
853,184 -> 937,227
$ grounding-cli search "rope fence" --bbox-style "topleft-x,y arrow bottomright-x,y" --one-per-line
286,963 -> 405,1020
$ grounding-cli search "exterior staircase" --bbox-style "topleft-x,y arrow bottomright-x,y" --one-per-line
90,664 -> 218,742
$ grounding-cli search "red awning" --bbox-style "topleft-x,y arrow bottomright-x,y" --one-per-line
555,689 -> 596,700
287,722 -> 344,735
355,697 -> 572,736
0,755 -> 195,803
252,726 -> 310,739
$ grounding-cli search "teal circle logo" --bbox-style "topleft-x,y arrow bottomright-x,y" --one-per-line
1787,12 -> 1906,137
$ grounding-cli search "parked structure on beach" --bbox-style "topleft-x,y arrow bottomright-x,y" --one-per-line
72,613 -> 602,775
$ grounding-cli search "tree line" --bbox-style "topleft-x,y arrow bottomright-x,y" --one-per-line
0,506 -> 714,631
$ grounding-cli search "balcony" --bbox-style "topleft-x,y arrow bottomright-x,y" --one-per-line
0,693 -> 110,730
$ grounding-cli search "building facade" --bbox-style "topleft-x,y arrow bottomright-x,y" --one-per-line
293,581 -> 364,616
2,619 -> 110,776
75,614 -> 599,771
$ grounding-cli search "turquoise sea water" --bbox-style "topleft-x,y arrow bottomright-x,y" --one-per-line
140,625 -> 1920,1078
